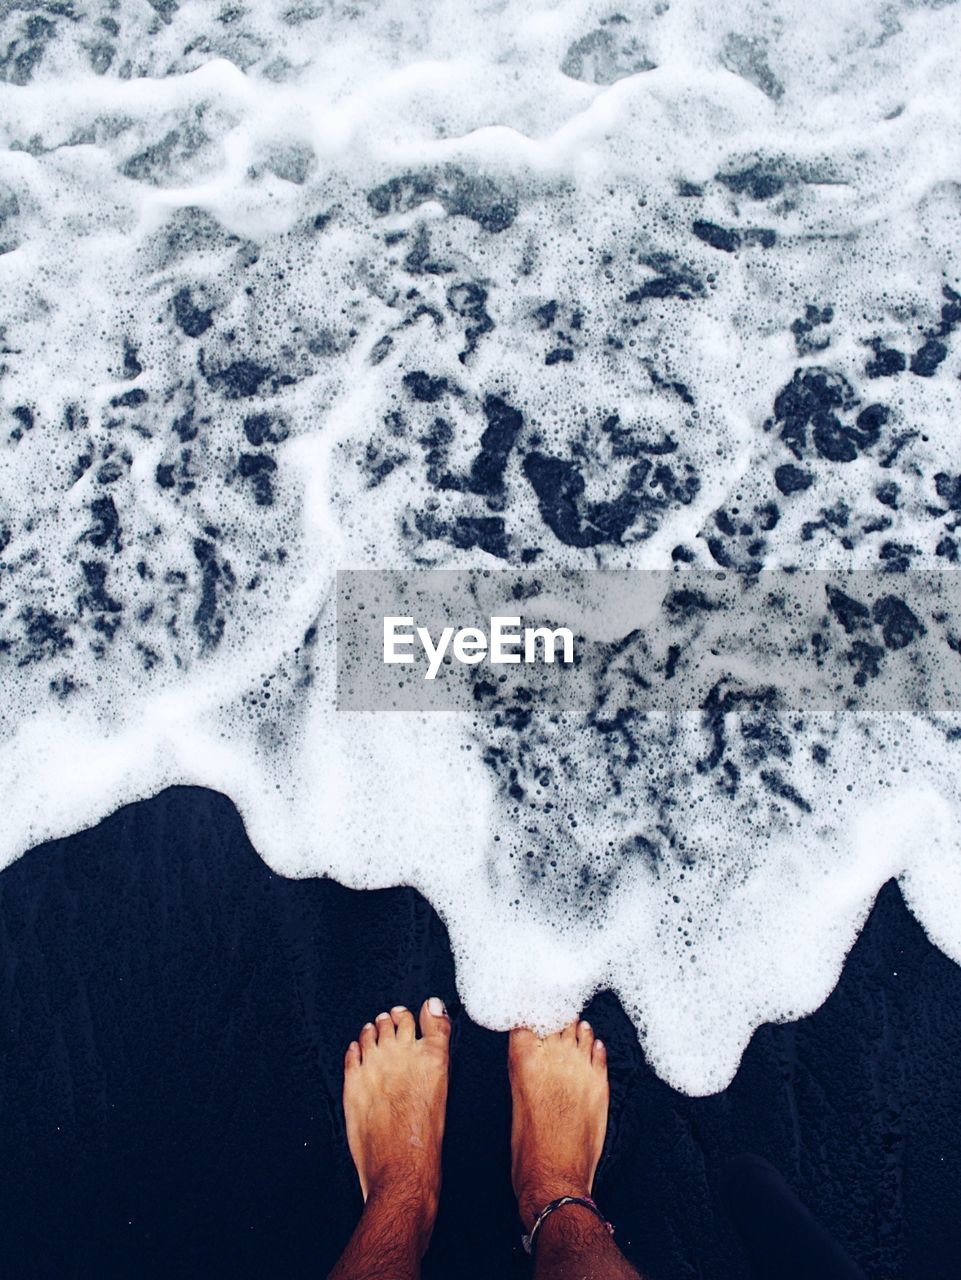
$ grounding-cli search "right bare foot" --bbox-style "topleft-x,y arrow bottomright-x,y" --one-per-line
343,997 -> 451,1247
508,1018 -> 610,1232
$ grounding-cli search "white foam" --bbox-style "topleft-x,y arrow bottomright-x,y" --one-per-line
1,0 -> 961,1093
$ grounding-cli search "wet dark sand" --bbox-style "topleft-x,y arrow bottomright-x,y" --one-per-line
0,786 -> 958,1278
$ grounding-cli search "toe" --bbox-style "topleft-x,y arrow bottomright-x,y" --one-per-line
359,1021 -> 377,1057
592,1038 -> 608,1071
577,1019 -> 594,1053
419,996 -> 451,1045
560,1018 -> 579,1044
508,1026 -> 539,1064
375,1011 -> 394,1043
345,1040 -> 361,1071
391,1005 -> 416,1042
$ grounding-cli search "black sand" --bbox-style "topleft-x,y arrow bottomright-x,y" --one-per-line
0,786 -> 958,1278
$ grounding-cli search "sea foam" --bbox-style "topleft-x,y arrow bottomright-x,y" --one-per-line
1,0 -> 961,1092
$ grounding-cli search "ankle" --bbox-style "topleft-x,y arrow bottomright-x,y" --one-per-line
366,1169 -> 440,1248
515,1176 -> 593,1234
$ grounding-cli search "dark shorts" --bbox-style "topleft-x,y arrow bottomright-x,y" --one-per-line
723,1154 -> 867,1280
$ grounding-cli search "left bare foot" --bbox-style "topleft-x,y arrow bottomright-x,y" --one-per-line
342,997 -> 451,1244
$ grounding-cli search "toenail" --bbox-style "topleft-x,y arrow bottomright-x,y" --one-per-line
391,1005 -> 407,1013
580,1020 -> 591,1030
427,996 -> 446,1016
363,1022 -> 374,1030
376,1011 -> 391,1020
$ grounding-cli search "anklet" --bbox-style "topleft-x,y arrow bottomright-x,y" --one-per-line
521,1195 -> 614,1256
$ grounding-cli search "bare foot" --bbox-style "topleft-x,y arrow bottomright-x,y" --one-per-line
343,997 -> 451,1241
508,1018 -> 609,1231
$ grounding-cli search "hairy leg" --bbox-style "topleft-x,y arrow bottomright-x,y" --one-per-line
329,998 -> 450,1280
509,1019 -> 643,1280
531,1204 -> 643,1280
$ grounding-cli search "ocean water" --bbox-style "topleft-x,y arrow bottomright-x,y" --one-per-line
1,0 -> 960,1094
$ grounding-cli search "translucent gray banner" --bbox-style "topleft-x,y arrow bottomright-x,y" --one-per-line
336,570 -> 961,715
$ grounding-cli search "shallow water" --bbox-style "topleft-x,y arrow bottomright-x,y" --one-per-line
1,0 -> 960,1093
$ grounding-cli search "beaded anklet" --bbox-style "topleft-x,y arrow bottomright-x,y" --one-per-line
521,1195 -> 614,1257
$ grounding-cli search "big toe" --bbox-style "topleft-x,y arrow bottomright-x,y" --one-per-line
419,996 -> 451,1047
508,1026 -> 539,1053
